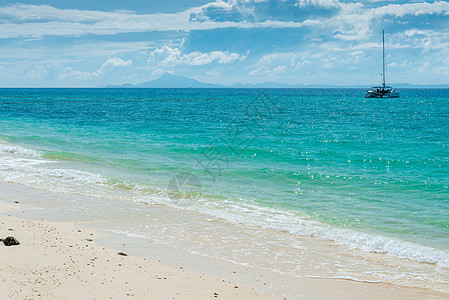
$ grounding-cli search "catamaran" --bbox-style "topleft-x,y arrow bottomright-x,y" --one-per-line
365,31 -> 399,98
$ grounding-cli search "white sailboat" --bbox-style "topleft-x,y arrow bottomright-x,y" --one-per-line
365,30 -> 399,98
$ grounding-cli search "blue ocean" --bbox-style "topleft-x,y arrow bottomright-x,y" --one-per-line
0,88 -> 448,290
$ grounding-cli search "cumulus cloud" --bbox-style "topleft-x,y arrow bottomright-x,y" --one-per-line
370,1 -> 449,18
249,52 -> 312,75
329,1 -> 449,40
249,45 -> 371,76
60,57 -> 132,79
101,57 -> 132,68
147,46 -> 245,66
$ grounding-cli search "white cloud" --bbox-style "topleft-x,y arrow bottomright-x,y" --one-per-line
0,4 -> 124,22
147,46 -> 245,66
0,4 -> 191,38
0,1 -> 449,42
249,45 -> 372,77
0,42 -> 150,74
330,1 -> 449,41
249,52 -> 310,75
192,0 -> 341,23
101,57 -> 132,68
370,1 -> 449,18
350,50 -> 364,63
392,29 -> 449,54
0,3 -> 318,38
60,57 -> 132,79
297,0 -> 340,9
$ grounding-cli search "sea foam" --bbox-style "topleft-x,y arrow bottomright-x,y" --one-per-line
0,142 -> 42,157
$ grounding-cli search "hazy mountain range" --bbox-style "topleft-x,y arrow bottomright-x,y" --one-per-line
106,73 -> 449,89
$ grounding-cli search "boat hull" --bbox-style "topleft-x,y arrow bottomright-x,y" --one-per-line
365,92 -> 399,98
365,89 -> 399,98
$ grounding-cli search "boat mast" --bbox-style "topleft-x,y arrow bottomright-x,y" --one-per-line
382,30 -> 385,87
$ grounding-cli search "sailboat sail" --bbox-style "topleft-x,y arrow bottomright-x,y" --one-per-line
365,31 -> 399,98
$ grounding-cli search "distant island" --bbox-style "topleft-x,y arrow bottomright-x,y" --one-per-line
106,73 -> 449,89
106,73 -> 299,88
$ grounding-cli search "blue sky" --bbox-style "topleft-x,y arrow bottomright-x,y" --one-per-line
1,0 -> 449,87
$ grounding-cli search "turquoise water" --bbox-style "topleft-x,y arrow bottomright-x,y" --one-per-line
0,88 -> 448,267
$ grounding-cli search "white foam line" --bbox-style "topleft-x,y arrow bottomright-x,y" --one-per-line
189,198 -> 449,269
303,275 -> 381,283
0,142 -> 42,157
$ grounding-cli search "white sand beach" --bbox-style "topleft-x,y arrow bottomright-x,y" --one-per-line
0,181 -> 447,299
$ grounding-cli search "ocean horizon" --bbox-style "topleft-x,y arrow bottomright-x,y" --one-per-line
1,88 -> 448,292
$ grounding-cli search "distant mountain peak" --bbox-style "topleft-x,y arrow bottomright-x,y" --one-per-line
107,73 -> 301,88
108,73 -> 224,88
156,73 -> 181,80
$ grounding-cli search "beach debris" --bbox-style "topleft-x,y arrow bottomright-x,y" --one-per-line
1,236 -> 20,246
117,252 -> 128,256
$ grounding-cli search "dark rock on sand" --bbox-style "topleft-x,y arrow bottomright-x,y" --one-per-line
1,236 -> 20,246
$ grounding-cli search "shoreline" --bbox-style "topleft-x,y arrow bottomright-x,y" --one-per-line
0,181 -> 447,299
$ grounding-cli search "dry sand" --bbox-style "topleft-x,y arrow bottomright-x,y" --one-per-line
0,202 -> 275,299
